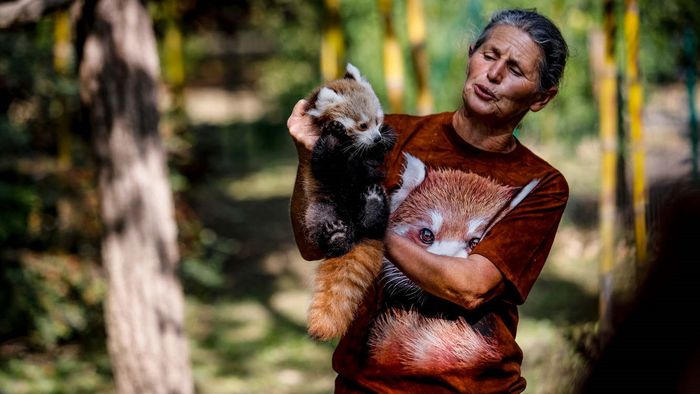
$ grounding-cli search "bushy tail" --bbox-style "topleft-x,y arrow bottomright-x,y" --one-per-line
307,239 -> 384,341
369,309 -> 500,374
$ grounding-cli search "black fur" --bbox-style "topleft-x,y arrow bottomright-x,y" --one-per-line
308,121 -> 395,257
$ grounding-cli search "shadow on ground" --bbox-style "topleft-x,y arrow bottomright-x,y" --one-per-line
521,275 -> 598,324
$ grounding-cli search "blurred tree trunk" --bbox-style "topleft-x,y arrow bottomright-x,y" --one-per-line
77,1 -> 193,393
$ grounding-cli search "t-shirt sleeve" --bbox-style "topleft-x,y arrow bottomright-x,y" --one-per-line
472,172 -> 569,305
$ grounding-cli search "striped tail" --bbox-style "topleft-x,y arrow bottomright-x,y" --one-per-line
307,239 -> 384,340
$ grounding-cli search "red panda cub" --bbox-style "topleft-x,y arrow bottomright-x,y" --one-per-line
369,153 -> 539,374
304,63 -> 395,340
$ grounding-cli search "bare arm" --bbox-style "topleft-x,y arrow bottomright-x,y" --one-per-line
384,233 -> 506,310
287,99 -> 324,261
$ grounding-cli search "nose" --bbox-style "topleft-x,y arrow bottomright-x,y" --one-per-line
373,135 -> 382,144
487,60 -> 505,83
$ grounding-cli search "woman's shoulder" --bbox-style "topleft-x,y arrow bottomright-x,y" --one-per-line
384,112 -> 454,133
516,144 -> 568,200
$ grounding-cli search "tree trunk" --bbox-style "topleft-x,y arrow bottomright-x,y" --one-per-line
78,1 -> 193,393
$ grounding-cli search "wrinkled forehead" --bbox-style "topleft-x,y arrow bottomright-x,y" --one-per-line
476,25 -> 543,68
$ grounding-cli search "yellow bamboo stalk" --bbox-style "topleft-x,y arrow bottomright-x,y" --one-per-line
162,0 -> 185,129
407,0 -> 432,115
54,10 -> 71,170
321,0 -> 344,81
164,22 -> 185,92
378,0 -> 404,113
624,0 -> 647,266
598,0 -> 618,340
53,10 -> 70,73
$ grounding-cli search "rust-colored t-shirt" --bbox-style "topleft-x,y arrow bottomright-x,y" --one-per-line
332,112 -> 569,393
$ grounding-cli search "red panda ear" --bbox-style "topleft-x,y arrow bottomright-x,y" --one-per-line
344,63 -> 363,81
480,178 -> 540,239
390,153 -> 427,212
307,87 -> 342,118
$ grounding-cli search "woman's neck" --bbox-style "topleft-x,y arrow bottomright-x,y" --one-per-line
452,107 -> 518,153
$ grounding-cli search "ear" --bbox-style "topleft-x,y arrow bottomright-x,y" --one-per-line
344,63 -> 363,81
529,86 -> 558,112
307,87 -> 342,117
480,178 -> 540,238
390,153 -> 427,213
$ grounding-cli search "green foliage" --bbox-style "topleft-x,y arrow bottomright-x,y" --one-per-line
0,19 -> 103,352
0,253 -> 105,349
0,181 -> 35,245
639,0 -> 700,82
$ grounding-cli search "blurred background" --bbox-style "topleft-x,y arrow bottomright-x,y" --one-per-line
1,0 -> 698,393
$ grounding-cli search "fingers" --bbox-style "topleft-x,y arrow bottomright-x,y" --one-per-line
287,99 -> 318,151
287,99 -> 308,129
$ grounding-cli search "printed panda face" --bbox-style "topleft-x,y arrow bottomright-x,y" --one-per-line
381,153 -> 539,307
389,154 -> 514,259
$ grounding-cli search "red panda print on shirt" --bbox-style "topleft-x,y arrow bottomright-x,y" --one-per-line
370,153 -> 539,374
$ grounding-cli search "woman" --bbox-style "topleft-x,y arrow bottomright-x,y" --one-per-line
288,9 -> 569,393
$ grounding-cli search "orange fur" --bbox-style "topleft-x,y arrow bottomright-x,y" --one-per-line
370,309 -> 500,374
307,239 -> 384,340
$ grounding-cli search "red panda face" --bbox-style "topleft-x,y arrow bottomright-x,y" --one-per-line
381,153 -> 539,308
389,154 -> 515,258
306,64 -> 389,149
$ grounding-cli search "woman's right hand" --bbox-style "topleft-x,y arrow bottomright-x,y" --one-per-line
287,99 -> 319,152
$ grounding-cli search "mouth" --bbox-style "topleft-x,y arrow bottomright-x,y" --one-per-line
474,83 -> 497,101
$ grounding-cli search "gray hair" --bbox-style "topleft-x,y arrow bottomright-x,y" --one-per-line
471,9 -> 569,92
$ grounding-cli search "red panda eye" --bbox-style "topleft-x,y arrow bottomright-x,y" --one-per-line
419,228 -> 434,244
359,122 -> 368,131
468,237 -> 480,249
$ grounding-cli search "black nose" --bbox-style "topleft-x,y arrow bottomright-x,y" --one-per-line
373,136 -> 382,144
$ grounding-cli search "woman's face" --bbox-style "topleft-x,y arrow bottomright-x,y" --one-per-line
462,25 -> 553,124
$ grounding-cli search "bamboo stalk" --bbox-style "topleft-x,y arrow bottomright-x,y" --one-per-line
54,9 -> 71,170
321,0 -> 344,81
624,0 -> 647,266
598,0 -> 618,341
161,0 -> 186,133
406,0 -> 432,115
378,0 -> 404,113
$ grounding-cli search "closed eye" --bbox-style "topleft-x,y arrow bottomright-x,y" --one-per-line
509,66 -> 523,77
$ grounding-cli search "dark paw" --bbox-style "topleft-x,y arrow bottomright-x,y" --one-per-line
359,185 -> 389,237
322,120 -> 346,137
321,219 -> 354,257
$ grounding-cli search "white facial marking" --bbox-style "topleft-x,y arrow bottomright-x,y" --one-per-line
391,224 -> 409,236
428,210 -> 443,234
467,218 -> 485,235
426,240 -> 467,258
357,125 -> 382,146
335,116 -> 355,130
